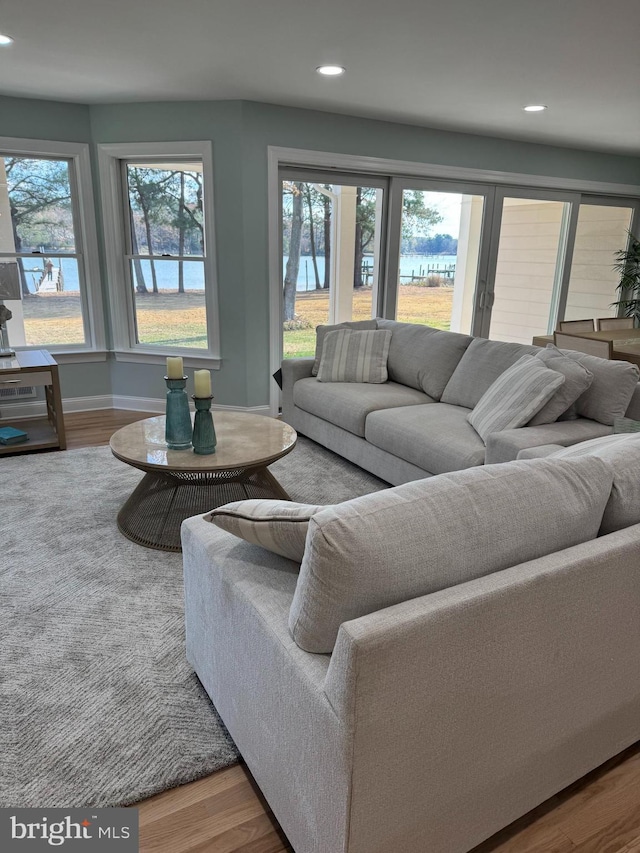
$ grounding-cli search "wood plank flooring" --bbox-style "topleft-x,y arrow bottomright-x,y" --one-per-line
61,409 -> 640,852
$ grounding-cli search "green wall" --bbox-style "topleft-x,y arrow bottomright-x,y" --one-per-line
2,94 -> 640,407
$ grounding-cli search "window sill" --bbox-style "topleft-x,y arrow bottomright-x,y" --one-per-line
113,350 -> 221,369
15,349 -> 109,364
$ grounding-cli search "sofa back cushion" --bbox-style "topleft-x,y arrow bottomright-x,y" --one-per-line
548,344 -> 640,425
550,433 -> 640,534
375,318 -> 473,399
288,456 -> 613,653
312,320 -> 378,376
441,338 -> 538,409
528,348 -> 594,424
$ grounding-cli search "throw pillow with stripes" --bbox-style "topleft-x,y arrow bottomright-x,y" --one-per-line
468,355 -> 565,443
206,500 -> 326,562
316,329 -> 392,383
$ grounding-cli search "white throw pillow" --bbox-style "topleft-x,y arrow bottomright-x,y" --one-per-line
288,456 -> 613,653
206,500 -> 325,561
316,328 -> 392,384
551,433 -> 640,534
467,355 -> 565,442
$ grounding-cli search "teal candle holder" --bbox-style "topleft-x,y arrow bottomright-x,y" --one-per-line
192,395 -> 217,455
164,376 -> 192,450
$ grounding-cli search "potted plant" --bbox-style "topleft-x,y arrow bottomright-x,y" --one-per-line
612,231 -> 640,325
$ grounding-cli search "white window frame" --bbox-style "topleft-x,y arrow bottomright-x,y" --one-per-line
0,136 -> 106,363
98,141 -> 220,368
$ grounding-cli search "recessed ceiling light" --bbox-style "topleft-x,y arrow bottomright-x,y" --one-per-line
0,33 -> 14,46
316,65 -> 345,77
523,104 -> 547,112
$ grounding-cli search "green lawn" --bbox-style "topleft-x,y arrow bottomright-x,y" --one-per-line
283,286 -> 454,357
21,286 -> 454,353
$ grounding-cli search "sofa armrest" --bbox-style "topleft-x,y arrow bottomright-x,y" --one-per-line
323,526 -> 640,853
625,382 -> 640,420
281,358 -> 314,423
485,418 -> 612,464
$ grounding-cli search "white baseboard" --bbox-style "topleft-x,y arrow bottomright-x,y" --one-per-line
1,394 -> 270,418
112,395 -> 270,415
0,395 -> 113,419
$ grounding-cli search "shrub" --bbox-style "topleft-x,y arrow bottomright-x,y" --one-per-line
283,313 -> 313,331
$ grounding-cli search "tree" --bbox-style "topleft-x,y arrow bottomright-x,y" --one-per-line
353,189 -> 442,287
126,165 -> 204,295
612,231 -> 640,324
4,157 -> 73,296
322,190 -> 331,290
304,185 -> 322,289
283,182 -> 304,321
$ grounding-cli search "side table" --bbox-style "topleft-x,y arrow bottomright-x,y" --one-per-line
0,350 -> 66,455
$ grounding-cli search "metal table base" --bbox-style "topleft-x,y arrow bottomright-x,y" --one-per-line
117,464 -> 290,552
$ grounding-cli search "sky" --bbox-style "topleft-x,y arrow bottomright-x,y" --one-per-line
419,191 -> 465,237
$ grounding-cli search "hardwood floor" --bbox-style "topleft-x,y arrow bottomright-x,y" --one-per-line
64,409 -> 640,852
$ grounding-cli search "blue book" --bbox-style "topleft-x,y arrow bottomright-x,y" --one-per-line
0,425 -> 29,445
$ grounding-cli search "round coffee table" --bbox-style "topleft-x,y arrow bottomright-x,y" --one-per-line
110,412 -> 297,552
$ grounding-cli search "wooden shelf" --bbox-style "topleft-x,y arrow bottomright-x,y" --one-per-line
0,350 -> 66,456
0,416 -> 60,454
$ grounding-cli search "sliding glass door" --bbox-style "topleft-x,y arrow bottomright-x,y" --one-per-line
482,191 -> 639,344
276,166 -> 640,384
485,191 -> 576,344
384,178 -> 493,335
280,170 -> 387,358
563,200 -> 635,323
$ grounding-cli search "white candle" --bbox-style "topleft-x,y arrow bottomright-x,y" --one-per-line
166,356 -> 183,379
194,369 -> 212,398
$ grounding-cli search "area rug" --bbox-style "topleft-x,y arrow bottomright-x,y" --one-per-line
0,437 -> 387,808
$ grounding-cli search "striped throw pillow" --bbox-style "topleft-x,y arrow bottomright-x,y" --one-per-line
468,355 -> 565,442
312,320 -> 378,376
316,329 -> 392,383
206,500 -> 326,562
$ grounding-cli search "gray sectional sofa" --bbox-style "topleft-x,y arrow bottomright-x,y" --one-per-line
281,318 -> 640,484
183,435 -> 640,853
183,320 -> 640,853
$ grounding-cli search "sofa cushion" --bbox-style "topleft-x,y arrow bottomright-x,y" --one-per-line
312,320 -> 378,376
366,403 -> 486,475
550,433 -> 640,534
375,318 -> 473,399
441,338 -> 539,409
528,349 -> 594,425
206,500 -> 325,562
467,355 -> 565,442
293,378 -> 432,437
288,456 -> 614,653
317,329 -> 391,384
544,344 -> 640,425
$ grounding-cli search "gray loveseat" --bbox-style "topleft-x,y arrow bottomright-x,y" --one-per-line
281,318 -> 640,484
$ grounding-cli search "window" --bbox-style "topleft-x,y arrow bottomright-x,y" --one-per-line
99,142 -> 219,363
0,140 -> 102,353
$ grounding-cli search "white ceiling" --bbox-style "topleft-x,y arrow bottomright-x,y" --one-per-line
0,0 -> 639,155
